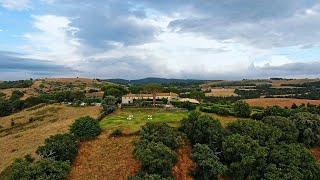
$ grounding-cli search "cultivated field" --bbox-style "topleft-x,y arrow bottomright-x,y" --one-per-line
0,104 -> 101,172
100,108 -> 188,133
245,98 -> 320,108
205,88 -> 237,97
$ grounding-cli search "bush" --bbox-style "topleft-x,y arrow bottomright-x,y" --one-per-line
180,112 -> 225,151
171,101 -> 196,111
233,100 -> 251,118
133,141 -> 178,177
128,173 -> 173,180
222,134 -> 268,179
36,133 -> 78,162
227,119 -> 282,146
290,112 -> 320,147
263,105 -> 292,117
262,116 -> 299,143
70,116 -> 102,141
192,144 -> 226,180
110,129 -> 122,137
140,122 -> 182,149
9,157 -> 70,180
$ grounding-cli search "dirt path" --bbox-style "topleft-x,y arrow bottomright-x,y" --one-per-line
69,133 -> 139,180
173,142 -> 195,180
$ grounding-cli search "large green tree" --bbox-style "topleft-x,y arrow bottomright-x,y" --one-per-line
143,84 -> 164,107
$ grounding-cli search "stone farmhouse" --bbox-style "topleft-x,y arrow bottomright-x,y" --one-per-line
122,92 -> 179,104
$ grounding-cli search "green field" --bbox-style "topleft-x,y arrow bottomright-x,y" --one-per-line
100,108 -> 188,133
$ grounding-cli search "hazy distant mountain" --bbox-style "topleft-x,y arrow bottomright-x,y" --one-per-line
105,77 -> 209,85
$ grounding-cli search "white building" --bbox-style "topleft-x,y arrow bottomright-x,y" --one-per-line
122,92 -> 178,104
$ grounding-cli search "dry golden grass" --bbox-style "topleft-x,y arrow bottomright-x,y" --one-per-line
0,104 -> 101,172
245,98 -> 320,108
69,132 -> 139,180
270,79 -> 320,87
205,88 -> 237,97
44,78 -> 100,85
0,87 -> 38,100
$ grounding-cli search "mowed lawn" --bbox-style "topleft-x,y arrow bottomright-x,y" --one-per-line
100,108 -> 188,133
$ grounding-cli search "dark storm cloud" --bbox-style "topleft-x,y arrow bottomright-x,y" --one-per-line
0,52 -> 76,73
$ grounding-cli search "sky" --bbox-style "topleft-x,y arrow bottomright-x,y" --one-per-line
0,0 -> 320,80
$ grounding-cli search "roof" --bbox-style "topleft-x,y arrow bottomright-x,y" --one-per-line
178,98 -> 200,104
123,92 -> 178,98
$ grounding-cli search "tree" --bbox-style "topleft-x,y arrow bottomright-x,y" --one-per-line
9,157 -> 70,180
36,133 -> 78,162
222,134 -> 268,179
262,116 -> 299,143
264,143 -> 320,180
101,96 -> 116,115
227,119 -> 282,146
290,112 -> 320,147
180,112 -> 226,151
192,144 -> 226,180
70,116 -> 101,141
233,100 -> 251,118
133,141 -> 178,177
143,84 -> 163,107
140,122 -> 182,149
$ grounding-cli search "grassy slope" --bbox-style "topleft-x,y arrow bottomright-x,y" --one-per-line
0,104 -> 101,172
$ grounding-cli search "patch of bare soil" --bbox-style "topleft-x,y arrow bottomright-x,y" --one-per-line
310,146 -> 320,162
173,141 -> 195,180
69,133 -> 140,180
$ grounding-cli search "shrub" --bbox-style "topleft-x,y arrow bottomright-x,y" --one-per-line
36,133 -> 78,162
133,141 -> 178,177
263,105 -> 292,117
180,112 -> 226,150
9,157 -> 70,180
262,116 -> 299,143
233,100 -> 251,118
290,112 -> 320,147
171,101 -> 196,111
222,134 -> 268,179
192,144 -> 226,180
140,122 -> 182,149
128,173 -> 173,180
227,119 -> 282,146
70,116 -> 102,141
251,112 -> 264,120
110,129 -> 122,137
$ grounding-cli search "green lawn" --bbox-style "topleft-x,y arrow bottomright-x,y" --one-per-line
100,108 -> 188,133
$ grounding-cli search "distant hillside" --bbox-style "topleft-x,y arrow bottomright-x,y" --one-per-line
105,77 -> 209,85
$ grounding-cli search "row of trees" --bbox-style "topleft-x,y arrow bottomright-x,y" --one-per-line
200,100 -> 252,118
7,116 -> 101,179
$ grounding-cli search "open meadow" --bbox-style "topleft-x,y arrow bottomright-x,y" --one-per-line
100,108 -> 188,133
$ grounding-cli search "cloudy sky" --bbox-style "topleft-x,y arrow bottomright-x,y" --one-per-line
0,0 -> 320,80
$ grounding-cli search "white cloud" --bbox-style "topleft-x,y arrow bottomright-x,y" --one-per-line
22,15 -> 83,66
0,0 -> 30,10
